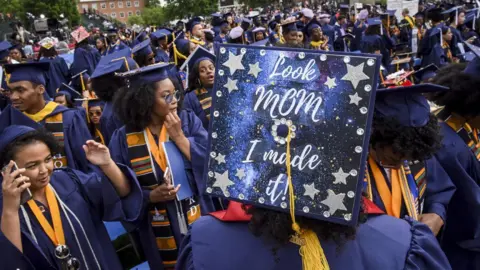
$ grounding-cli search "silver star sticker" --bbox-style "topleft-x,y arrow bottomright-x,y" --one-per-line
213,170 -> 234,195
321,189 -> 347,215
223,77 -> 238,93
248,62 -> 262,78
341,63 -> 370,89
324,76 -> 337,89
235,168 -> 246,180
332,167 -> 350,185
215,153 -> 226,164
349,92 -> 363,106
303,182 -> 320,200
222,51 -> 245,75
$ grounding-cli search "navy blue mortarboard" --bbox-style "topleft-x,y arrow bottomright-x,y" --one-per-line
413,63 -> 439,82
187,18 -> 202,33
281,18 -> 298,33
442,6 -> 464,25
91,48 -> 138,79
151,29 -> 172,40
306,18 -> 322,36
387,9 -> 396,17
56,83 -> 82,101
181,45 -> 215,72
224,12 -> 233,19
0,40 -> 12,60
367,17 -> 383,34
4,62 -> 50,86
339,4 -> 349,9
268,21 -> 278,31
426,7 -> 444,22
0,105 -> 41,154
132,39 -> 153,58
116,62 -> 172,85
375,83 -> 449,127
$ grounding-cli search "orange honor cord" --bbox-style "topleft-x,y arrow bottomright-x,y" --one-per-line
145,126 -> 169,172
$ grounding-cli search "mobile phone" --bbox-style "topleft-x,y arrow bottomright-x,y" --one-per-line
2,162 -> 32,204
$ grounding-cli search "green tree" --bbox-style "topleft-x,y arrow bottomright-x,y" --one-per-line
0,0 -> 23,15
141,7 -> 167,26
18,0 -> 80,25
237,0 -> 274,9
127,15 -> 144,26
163,0 -> 218,21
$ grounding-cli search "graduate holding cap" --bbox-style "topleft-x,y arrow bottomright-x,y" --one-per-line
90,48 -> 139,146
109,63 -> 213,269
132,39 -> 156,67
0,105 -> 144,270
426,52 -> 480,269
5,62 -> 92,172
37,38 -> 70,100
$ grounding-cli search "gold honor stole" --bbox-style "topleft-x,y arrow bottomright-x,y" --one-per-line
437,110 -> 480,160
24,102 -> 68,168
195,88 -> 212,121
125,127 -> 200,268
404,16 -> 415,29
364,156 -> 425,220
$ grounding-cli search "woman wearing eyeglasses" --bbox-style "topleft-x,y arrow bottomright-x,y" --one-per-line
86,99 -> 105,145
109,63 -> 213,270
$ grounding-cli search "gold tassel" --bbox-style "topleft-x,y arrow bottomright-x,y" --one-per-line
286,128 -> 330,270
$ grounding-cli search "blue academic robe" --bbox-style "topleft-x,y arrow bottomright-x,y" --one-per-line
213,34 -> 227,44
108,110 -> 217,269
177,214 -> 452,270
99,101 -> 123,146
352,21 -> 367,51
155,48 -> 170,63
70,47 -> 101,76
368,157 -> 455,222
182,89 -> 210,131
322,24 -> 335,48
434,123 -> 480,269
35,104 -> 93,172
449,27 -> 463,57
0,165 -> 143,270
107,41 -> 128,55
40,57 -> 70,99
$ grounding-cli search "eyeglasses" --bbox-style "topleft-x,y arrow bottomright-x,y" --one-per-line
164,90 -> 180,104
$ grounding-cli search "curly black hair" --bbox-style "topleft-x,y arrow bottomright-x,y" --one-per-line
370,114 -> 442,161
91,74 -> 125,102
187,58 -> 214,91
0,129 -> 60,168
426,64 -> 480,117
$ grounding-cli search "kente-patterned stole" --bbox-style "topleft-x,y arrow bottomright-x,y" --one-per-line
437,109 -> 480,160
364,156 -> 425,220
24,102 -> 67,168
125,126 -> 200,268
195,88 -> 211,121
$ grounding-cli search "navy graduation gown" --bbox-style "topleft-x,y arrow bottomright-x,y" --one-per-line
108,110 -> 216,269
352,21 -> 367,51
360,34 -> 389,67
99,101 -> 123,146
213,34 -> 227,44
155,49 -> 170,63
107,41 -> 128,55
0,165 -> 143,270
70,47 -> 101,76
322,24 -> 335,48
449,27 -> 463,57
177,214 -> 451,270
435,122 -> 480,269
37,105 -> 93,172
368,157 -> 455,222
182,89 -> 209,131
40,57 -> 70,99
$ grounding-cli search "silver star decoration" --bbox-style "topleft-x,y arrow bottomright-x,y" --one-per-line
321,189 -> 347,215
332,167 -> 350,185
324,76 -> 337,89
222,51 -> 245,75
341,63 -> 370,89
248,62 -> 262,78
213,170 -> 234,195
215,153 -> 226,164
349,92 -> 363,106
235,168 -> 246,180
303,182 -> 320,200
223,77 -> 238,93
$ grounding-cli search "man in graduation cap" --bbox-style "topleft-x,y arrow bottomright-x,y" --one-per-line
5,62 -> 92,172
187,17 -> 206,47
213,20 -> 230,44
277,17 -> 300,47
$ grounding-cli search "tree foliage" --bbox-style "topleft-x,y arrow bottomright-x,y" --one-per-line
0,0 -> 80,25
163,0 -> 218,20
127,15 -> 144,26
141,7 -> 167,26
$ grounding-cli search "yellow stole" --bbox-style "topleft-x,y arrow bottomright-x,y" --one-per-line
24,101 -> 59,122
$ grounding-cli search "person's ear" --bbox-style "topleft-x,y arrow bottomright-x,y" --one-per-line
36,84 -> 45,95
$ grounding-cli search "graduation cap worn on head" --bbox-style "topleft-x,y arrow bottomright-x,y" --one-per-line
56,83 -> 82,101
442,6 -> 463,25
367,17 -> 383,35
0,105 -> 41,154
180,46 -> 215,89
306,18 -> 321,36
39,37 -> 56,50
187,18 -> 202,33
0,40 -> 12,59
4,62 -> 50,86
229,26 -> 244,40
71,26 -> 90,43
132,39 -> 153,57
91,48 -> 138,79
116,62 -> 172,85
375,83 -> 449,127
301,8 -> 314,19
151,29 -> 172,40
281,17 -> 298,33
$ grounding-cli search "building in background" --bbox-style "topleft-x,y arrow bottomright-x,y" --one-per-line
77,0 -> 146,23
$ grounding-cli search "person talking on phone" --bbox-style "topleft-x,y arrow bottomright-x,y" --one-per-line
108,63 -> 213,270
0,105 -> 144,270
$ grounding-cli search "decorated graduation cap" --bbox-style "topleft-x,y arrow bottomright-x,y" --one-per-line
375,83 -> 449,127
0,40 -> 12,60
116,62 -> 172,85
4,62 -> 49,86
39,37 -> 56,50
0,105 -> 41,154
180,45 -> 215,88
71,26 -> 90,43
132,39 -> 153,58
91,48 -> 138,79
281,17 -> 298,33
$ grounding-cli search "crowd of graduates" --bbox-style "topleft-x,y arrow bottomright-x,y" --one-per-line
0,1 -> 480,269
